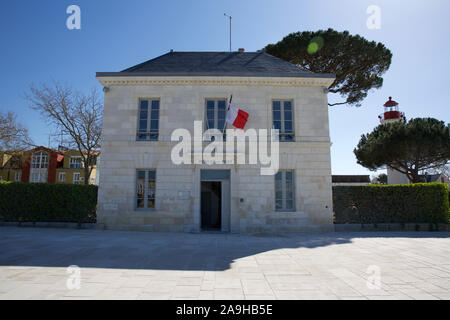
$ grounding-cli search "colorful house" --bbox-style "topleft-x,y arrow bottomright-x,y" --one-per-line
0,146 -> 98,185
55,149 -> 98,185
21,146 -> 60,183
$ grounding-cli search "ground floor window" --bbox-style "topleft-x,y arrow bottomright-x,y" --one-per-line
73,172 -> 81,184
59,172 -> 66,182
30,170 -> 47,183
14,172 -> 21,182
136,170 -> 156,209
275,170 -> 295,211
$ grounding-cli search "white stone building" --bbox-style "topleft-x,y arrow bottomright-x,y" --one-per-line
96,51 -> 335,233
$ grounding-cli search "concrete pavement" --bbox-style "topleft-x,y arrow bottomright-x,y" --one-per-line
0,227 -> 449,300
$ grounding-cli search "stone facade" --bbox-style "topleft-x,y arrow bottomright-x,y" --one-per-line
387,167 -> 409,185
96,75 -> 335,233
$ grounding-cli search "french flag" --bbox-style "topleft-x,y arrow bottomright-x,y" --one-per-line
226,104 -> 249,130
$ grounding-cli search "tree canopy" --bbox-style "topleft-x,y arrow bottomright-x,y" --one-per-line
264,28 -> 392,106
354,118 -> 450,183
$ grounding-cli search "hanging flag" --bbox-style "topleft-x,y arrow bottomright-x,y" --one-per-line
226,104 -> 249,130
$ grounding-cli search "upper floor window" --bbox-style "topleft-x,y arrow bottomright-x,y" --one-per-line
31,151 -> 48,169
272,100 -> 294,142
275,170 -> 295,211
205,99 -> 227,134
69,156 -> 82,169
137,99 -> 160,141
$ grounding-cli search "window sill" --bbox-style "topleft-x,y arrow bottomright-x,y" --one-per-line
135,140 -> 159,142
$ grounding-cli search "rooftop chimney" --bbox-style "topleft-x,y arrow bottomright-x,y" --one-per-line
238,48 -> 245,53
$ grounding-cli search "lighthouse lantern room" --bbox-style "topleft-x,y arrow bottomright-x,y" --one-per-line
378,97 -> 405,123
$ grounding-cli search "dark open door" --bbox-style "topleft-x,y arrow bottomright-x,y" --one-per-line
201,181 -> 221,230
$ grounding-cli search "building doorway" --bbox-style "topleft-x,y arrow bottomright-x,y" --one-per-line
200,170 -> 230,232
201,181 -> 221,230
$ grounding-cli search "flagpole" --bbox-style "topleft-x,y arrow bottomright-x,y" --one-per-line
224,14 -> 232,52
223,95 -> 233,134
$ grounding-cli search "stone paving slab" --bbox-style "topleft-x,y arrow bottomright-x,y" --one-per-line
0,227 -> 449,300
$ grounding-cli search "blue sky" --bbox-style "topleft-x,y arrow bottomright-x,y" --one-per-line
1,0 -> 449,176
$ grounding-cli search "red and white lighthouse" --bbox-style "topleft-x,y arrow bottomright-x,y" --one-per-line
378,97 -> 409,184
378,97 -> 405,124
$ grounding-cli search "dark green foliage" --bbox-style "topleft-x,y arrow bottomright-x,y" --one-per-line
264,28 -> 392,106
375,173 -> 388,184
333,184 -> 450,224
354,118 -> 450,183
0,181 -> 97,223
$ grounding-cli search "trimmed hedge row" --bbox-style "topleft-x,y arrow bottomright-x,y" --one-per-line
333,183 -> 450,224
0,182 -> 97,223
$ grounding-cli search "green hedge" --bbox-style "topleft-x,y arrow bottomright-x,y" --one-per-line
0,182 -> 97,223
333,183 -> 450,224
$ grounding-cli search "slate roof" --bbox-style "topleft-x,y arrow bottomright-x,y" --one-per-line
97,51 -> 335,79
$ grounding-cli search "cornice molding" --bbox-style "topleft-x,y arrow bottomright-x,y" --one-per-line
97,76 -> 334,88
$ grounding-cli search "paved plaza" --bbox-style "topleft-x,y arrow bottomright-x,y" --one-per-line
0,227 -> 449,300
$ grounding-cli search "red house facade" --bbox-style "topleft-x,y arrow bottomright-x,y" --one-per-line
21,146 -> 63,183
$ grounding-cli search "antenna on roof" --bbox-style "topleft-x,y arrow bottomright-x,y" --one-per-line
224,13 -> 232,52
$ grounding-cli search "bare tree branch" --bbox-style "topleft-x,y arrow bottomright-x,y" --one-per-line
25,82 -> 102,185
0,111 -> 35,151
328,101 -> 349,107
